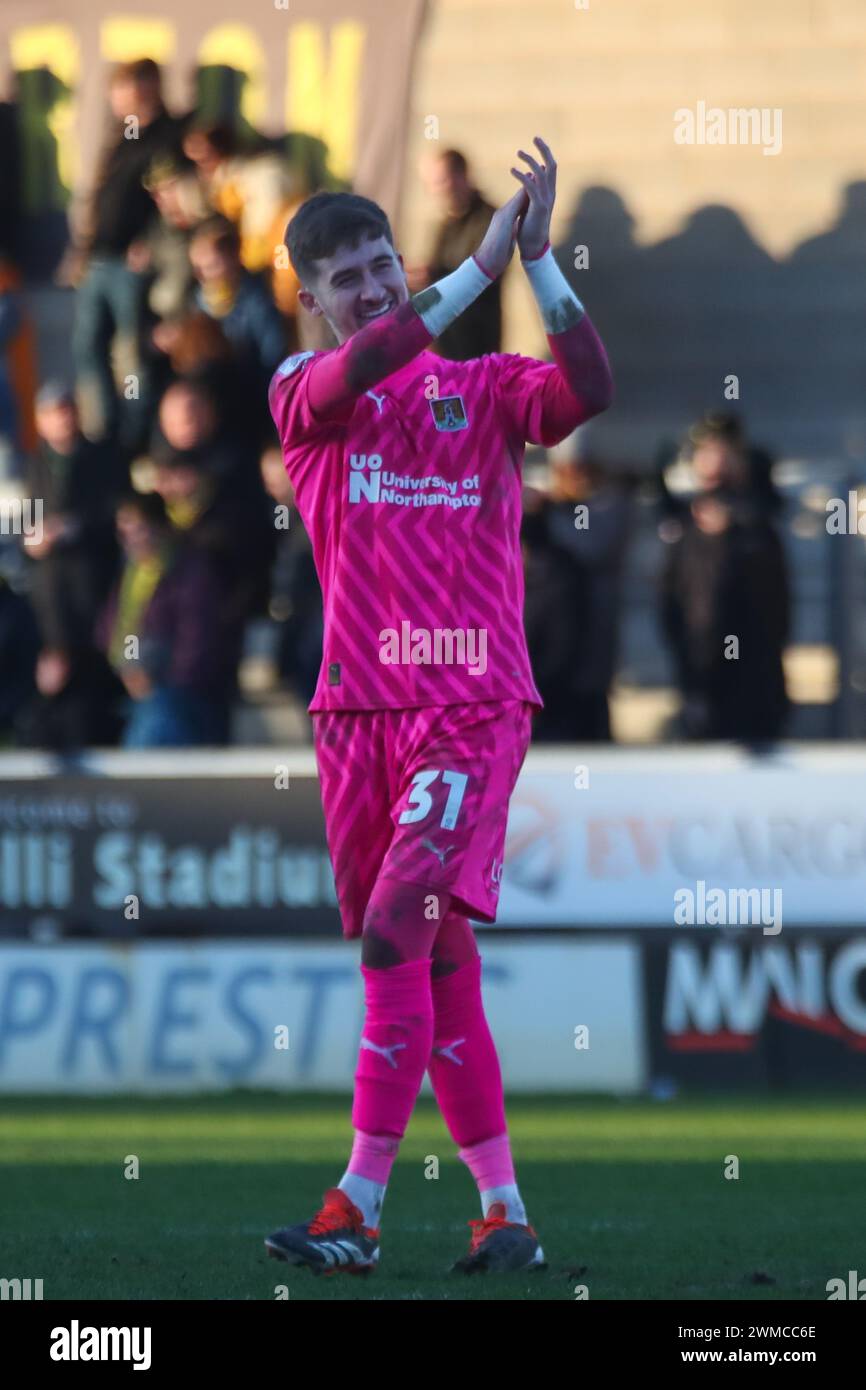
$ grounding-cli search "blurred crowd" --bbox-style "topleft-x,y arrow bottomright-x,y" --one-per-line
0,59 -> 791,749
0,58 -> 325,750
522,411 -> 789,746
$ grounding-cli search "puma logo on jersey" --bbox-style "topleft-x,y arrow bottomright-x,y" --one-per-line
422,838 -> 455,867
366,389 -> 387,413
360,1037 -> 407,1069
433,1037 -> 466,1066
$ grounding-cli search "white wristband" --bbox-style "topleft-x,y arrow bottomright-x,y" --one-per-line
412,256 -> 493,338
522,246 -> 585,334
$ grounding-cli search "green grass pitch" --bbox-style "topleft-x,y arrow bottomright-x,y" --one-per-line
1,1093 -> 864,1301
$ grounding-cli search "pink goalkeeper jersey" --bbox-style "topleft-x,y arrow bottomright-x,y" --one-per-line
270,346 -> 581,712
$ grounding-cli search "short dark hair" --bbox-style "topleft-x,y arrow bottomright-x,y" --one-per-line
111,58 -> 161,88
689,411 -> 744,449
285,192 -> 394,286
116,490 -> 169,528
189,214 -> 241,257
440,149 -> 468,179
159,376 -> 217,408
185,122 -> 236,158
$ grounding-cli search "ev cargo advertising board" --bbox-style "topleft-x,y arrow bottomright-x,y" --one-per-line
2,747 -> 866,935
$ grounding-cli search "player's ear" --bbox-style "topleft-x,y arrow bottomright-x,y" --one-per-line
298,287 -> 323,317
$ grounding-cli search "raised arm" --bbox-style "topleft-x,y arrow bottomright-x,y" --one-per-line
306,190 -> 528,420
512,138 -> 614,428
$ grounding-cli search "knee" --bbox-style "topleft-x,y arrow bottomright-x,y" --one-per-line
431,956 -> 460,980
430,914 -> 479,980
360,927 -> 404,970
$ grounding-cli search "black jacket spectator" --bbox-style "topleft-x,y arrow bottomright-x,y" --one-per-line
660,492 -> 790,742
522,467 -> 630,742
87,108 -> 187,257
522,498 -> 589,739
16,647 -> 125,752
25,433 -> 124,649
426,189 -> 501,360
0,577 -> 39,739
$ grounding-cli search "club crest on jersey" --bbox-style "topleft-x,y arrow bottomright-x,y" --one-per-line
430,395 -> 469,431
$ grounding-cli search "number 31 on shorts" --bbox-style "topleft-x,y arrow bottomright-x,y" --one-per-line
399,769 -> 469,830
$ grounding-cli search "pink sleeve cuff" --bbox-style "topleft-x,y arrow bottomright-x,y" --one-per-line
470,252 -> 496,282
520,240 -> 552,264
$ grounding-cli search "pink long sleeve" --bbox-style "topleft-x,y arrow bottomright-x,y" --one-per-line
306,302 -> 433,420
544,313 -> 614,432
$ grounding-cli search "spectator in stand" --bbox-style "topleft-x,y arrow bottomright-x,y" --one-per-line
70,58 -> 187,449
96,491 -> 231,747
140,155 -> 210,322
188,215 -> 286,438
0,255 -> 38,456
153,446 -> 274,619
24,382 -> 126,655
152,311 -> 233,379
656,410 -> 784,525
16,645 -> 124,751
0,271 -> 21,456
150,311 -> 236,426
659,413 -> 790,743
181,121 -> 236,201
409,149 -> 501,360
151,376 -> 248,493
182,122 -> 305,322
522,486 -> 585,742
523,452 -> 630,741
260,441 -> 322,709
151,449 -> 275,733
0,574 -> 39,743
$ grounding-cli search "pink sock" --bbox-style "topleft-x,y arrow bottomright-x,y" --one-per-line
457,1131 -> 516,1190
346,1129 -> 399,1184
352,958 -> 434,1139
428,956 -> 507,1147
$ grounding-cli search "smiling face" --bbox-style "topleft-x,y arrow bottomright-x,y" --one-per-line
298,234 -> 409,344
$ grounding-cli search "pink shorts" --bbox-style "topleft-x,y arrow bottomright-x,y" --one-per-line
312,700 -> 533,939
